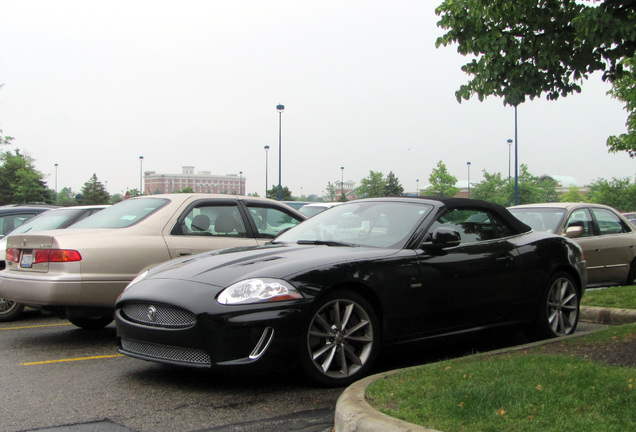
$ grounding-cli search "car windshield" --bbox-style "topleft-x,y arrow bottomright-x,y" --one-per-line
70,198 -> 169,229
508,207 -> 566,233
275,201 -> 433,248
8,208 -> 82,234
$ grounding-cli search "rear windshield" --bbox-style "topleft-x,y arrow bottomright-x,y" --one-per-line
70,198 -> 169,229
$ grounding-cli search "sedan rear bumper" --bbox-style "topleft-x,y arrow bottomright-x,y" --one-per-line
0,272 -> 127,307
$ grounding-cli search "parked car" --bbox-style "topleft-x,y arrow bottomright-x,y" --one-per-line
282,201 -> 311,210
0,205 -> 109,322
115,197 -> 586,387
0,204 -> 59,239
622,212 -> 636,225
298,202 -> 343,218
0,194 -> 306,329
509,202 -> 636,286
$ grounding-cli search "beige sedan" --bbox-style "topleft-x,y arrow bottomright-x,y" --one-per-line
0,194 -> 305,329
509,202 -> 636,287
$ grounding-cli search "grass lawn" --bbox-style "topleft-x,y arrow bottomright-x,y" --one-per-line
582,284 -> 636,309
365,288 -> 636,432
367,324 -> 636,432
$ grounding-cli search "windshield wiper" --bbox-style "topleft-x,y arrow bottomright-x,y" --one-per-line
296,240 -> 357,247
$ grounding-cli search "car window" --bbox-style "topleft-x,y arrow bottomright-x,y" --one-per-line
0,212 -> 38,237
246,204 -> 304,238
428,209 -> 514,244
71,198 -> 169,229
508,208 -> 566,233
565,209 -> 595,237
591,208 -> 630,235
172,204 -> 247,237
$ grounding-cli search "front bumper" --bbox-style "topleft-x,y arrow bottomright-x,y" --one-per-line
116,299 -> 307,372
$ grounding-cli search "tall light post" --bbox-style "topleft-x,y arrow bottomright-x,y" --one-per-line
276,104 -> 285,201
264,145 -> 270,197
506,138 -> 513,182
416,179 -> 419,196
514,105 -> 519,205
54,163 -> 58,197
340,166 -> 345,198
139,156 -> 144,195
239,171 -> 243,195
466,162 -> 471,198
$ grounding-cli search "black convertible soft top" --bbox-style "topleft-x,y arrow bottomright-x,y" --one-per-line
419,196 -> 532,234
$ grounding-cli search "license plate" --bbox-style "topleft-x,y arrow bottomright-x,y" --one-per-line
20,252 -> 33,268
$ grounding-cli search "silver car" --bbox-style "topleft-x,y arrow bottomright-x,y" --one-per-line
0,205 -> 108,321
0,194 -> 306,329
509,202 -> 636,287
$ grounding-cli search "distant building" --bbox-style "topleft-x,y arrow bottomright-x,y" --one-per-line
334,179 -> 357,200
143,166 -> 246,195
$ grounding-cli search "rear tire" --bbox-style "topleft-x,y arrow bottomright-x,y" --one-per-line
532,272 -> 579,339
67,314 -> 113,330
0,298 -> 25,322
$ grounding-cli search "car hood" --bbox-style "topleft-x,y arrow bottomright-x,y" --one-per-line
141,242 -> 402,288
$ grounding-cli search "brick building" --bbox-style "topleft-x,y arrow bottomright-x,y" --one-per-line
143,166 -> 246,195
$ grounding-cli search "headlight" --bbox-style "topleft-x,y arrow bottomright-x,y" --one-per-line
217,278 -> 303,305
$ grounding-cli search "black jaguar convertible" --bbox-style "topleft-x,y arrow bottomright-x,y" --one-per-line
115,197 -> 586,386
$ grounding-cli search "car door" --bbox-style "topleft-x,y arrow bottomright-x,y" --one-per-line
399,208 -> 523,337
562,207 -> 612,284
163,199 -> 260,258
587,207 -> 636,284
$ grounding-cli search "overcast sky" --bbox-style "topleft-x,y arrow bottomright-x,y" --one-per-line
0,1 -> 633,198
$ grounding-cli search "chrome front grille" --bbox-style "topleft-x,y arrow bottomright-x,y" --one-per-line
121,303 -> 196,328
121,338 -> 211,365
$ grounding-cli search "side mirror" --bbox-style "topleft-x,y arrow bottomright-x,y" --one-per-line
565,225 -> 583,239
421,227 -> 461,250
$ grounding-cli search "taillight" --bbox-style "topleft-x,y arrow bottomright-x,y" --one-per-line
6,248 -> 18,263
34,249 -> 82,264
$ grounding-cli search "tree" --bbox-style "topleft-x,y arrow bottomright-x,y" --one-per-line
471,171 -> 510,205
266,185 -> 292,201
426,161 -> 459,197
587,177 -> 636,211
384,171 -> 404,197
0,149 -> 53,204
606,55 -> 636,157
325,182 -> 337,202
435,1 -> 636,106
55,187 -> 78,206
1,129 -> 14,147
560,186 -> 587,203
357,171 -> 386,198
79,174 -> 110,205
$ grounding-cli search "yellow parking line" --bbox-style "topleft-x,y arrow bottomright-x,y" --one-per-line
0,323 -> 72,331
22,354 -> 124,365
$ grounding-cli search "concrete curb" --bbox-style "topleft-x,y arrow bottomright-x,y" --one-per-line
334,306 -> 636,432
580,305 -> 636,325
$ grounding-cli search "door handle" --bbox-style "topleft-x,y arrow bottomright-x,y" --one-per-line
177,249 -> 193,256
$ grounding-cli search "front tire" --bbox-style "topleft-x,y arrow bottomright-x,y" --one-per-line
299,290 -> 380,387
0,298 -> 25,322
532,272 -> 580,339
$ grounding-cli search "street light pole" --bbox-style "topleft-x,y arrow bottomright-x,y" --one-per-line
239,171 -> 243,195
340,166 -> 345,198
264,145 -> 270,197
466,162 -> 471,199
276,104 -> 285,201
514,105 -> 519,205
54,163 -> 58,197
139,156 -> 144,195
416,179 -> 419,196
506,139 -> 513,182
